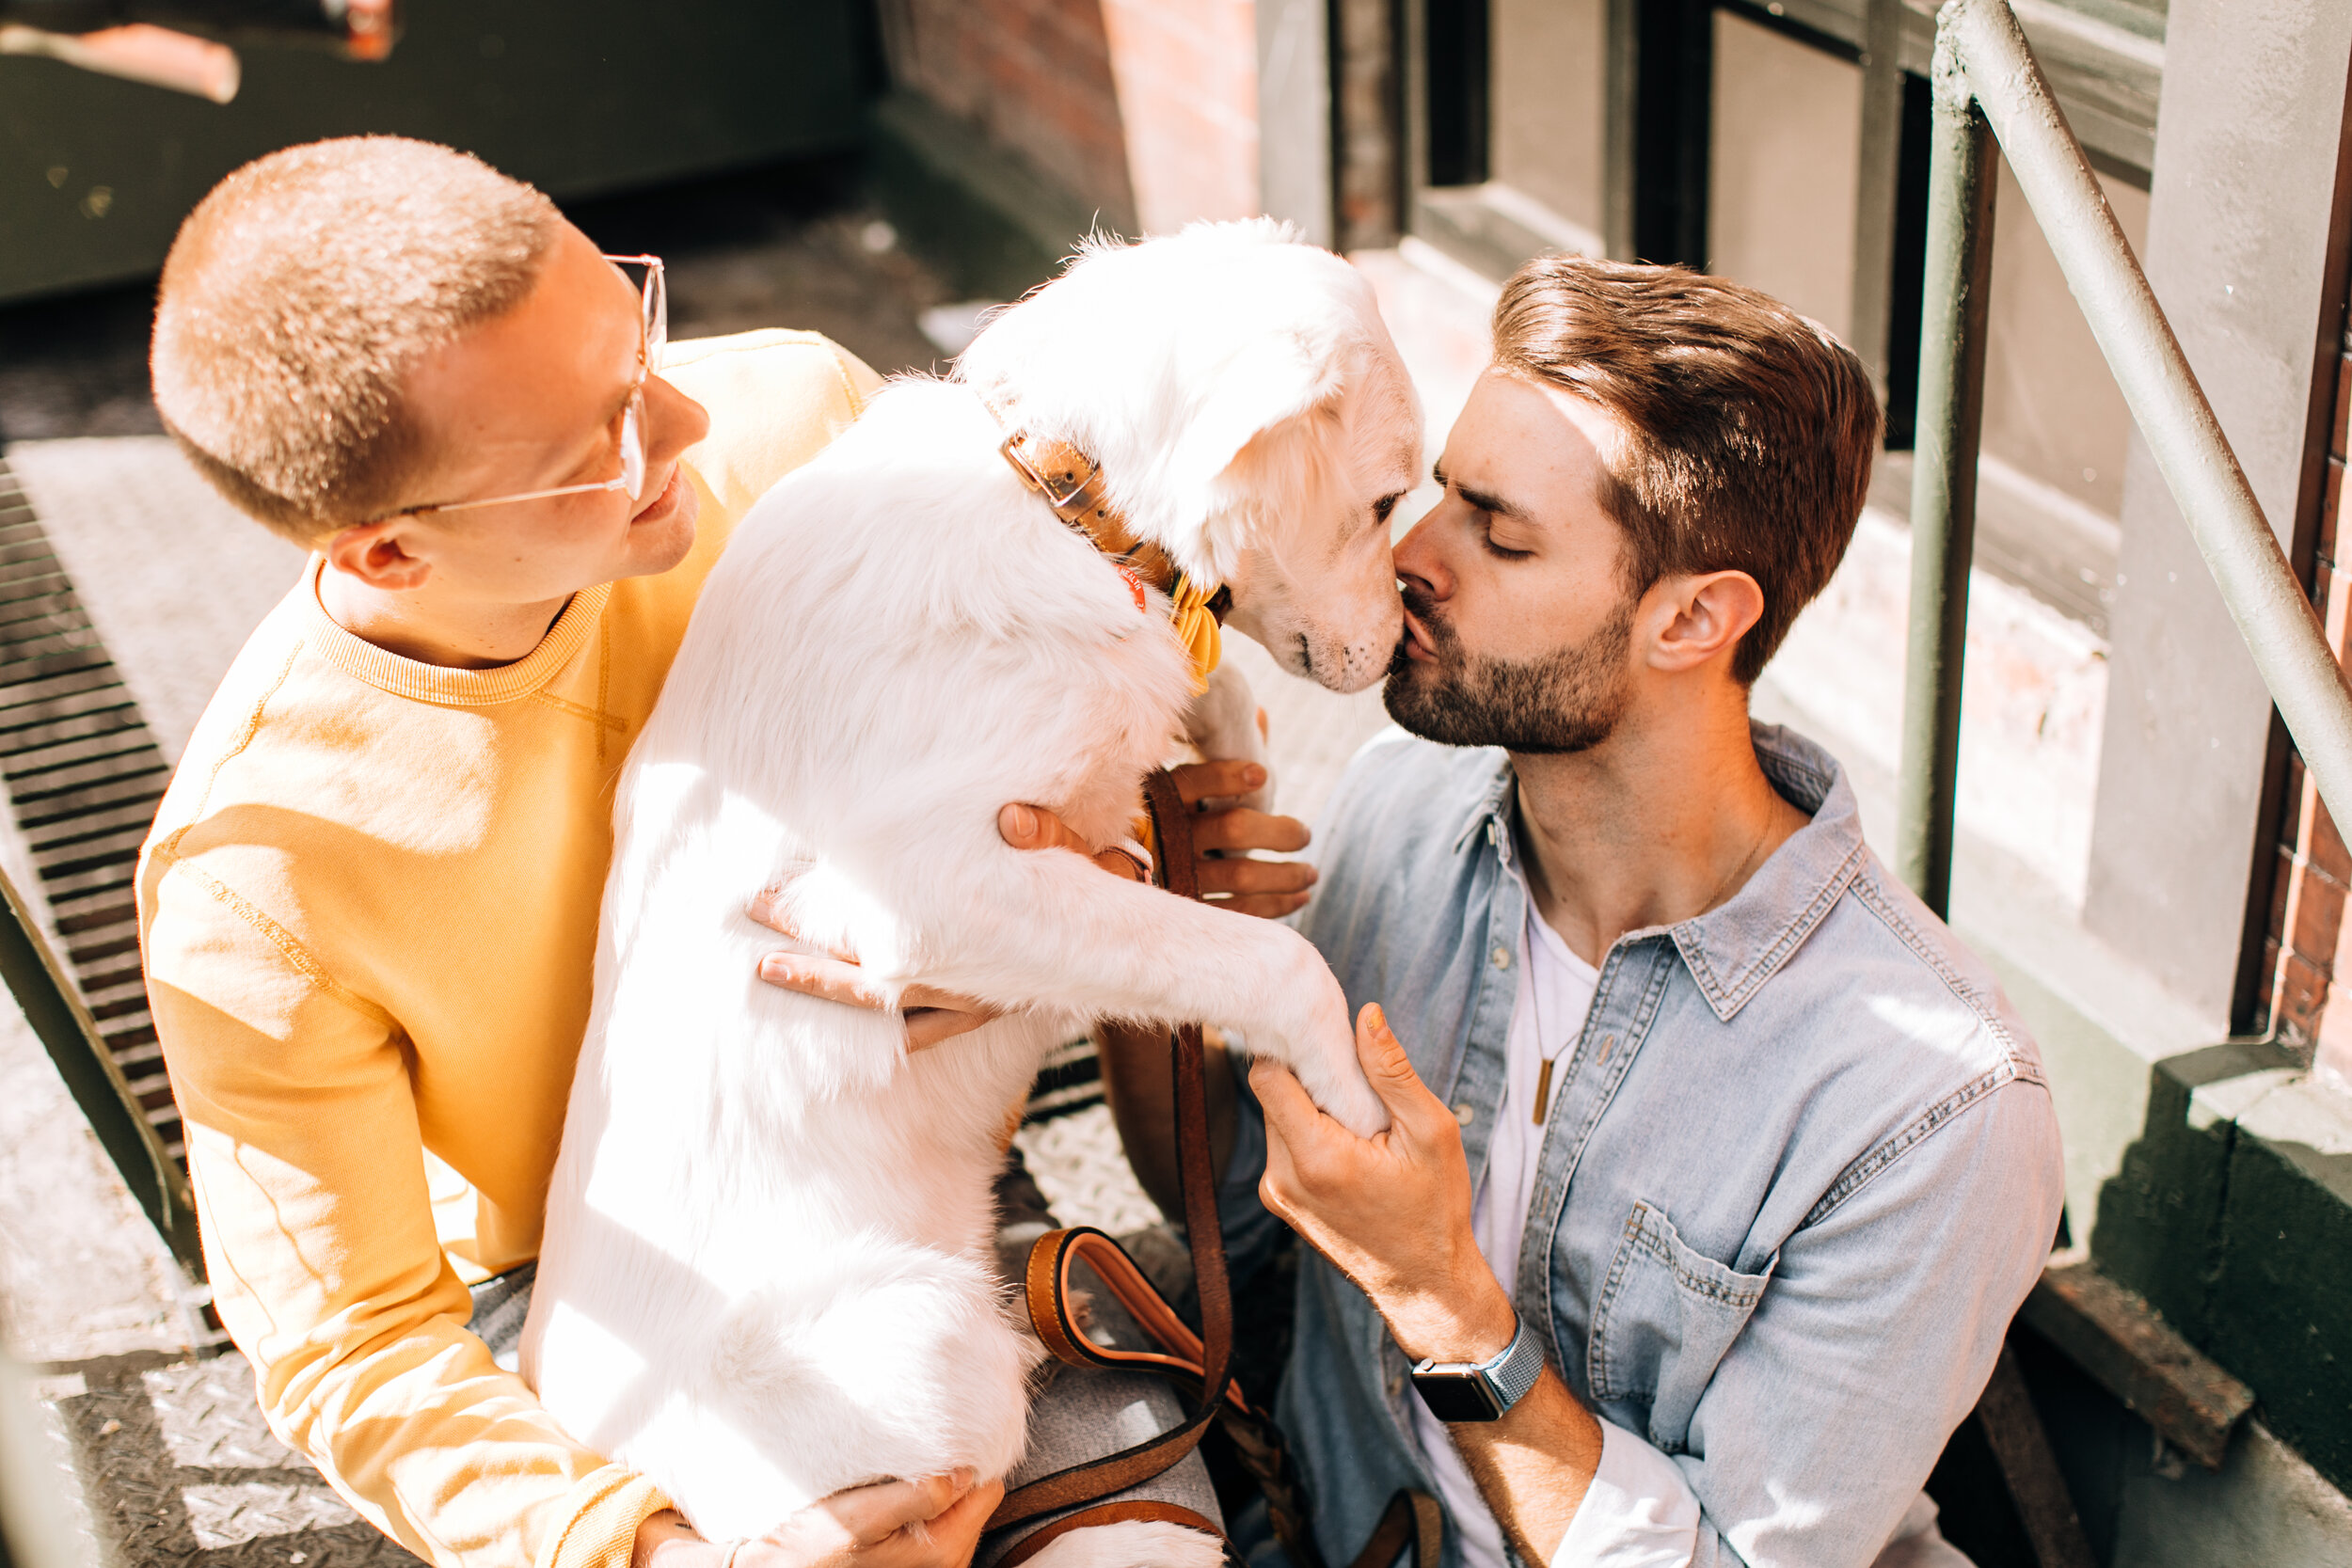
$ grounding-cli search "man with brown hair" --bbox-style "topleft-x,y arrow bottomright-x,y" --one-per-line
1086,255 -> 2067,1567
136,135 -> 1027,1568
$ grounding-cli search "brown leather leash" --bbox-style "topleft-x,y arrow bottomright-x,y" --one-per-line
1346,1492 -> 1446,1568
1023,1226 -> 1248,1405
985,769 -> 1236,1560
984,770 -> 1442,1568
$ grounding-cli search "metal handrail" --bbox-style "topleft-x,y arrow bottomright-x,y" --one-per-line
1898,0 -> 2352,918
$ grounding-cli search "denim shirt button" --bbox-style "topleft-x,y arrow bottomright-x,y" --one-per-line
1491,945 -> 1512,970
1453,1101 -> 1476,1125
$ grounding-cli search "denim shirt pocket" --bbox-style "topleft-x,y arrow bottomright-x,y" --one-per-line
1586,1199 -> 1777,1452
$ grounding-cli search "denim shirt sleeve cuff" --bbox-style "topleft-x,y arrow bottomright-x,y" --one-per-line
1549,1418 -> 1704,1568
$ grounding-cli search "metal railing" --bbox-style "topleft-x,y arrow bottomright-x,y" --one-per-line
1898,0 -> 2352,920
1893,15 -> 2305,1552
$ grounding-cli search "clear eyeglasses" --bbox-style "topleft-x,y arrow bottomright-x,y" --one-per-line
413,253 -> 668,515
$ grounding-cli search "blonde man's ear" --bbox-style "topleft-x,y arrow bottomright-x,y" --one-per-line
323,518 -> 433,591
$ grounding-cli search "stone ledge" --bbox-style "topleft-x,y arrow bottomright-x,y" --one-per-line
2094,1040 -> 2352,1497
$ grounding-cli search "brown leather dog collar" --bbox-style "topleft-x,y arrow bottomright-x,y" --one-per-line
982,391 -> 1232,624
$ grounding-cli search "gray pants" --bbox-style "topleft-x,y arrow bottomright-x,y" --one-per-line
978,1146 -> 1223,1563
974,1361 -> 1223,1567
469,1150 -> 1221,1557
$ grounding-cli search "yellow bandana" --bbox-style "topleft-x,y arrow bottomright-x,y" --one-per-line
1168,574 -> 1223,694
1130,575 -> 1227,864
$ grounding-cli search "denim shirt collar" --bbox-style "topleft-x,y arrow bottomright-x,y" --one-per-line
1445,721 -> 1867,1023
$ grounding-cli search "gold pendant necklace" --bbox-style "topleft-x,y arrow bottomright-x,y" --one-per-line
1529,917 -> 1565,1125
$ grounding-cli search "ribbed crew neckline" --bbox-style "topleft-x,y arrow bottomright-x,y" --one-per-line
299,555 -> 612,705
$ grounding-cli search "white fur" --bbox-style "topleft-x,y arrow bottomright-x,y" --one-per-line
1024,1521 -> 1229,1568
522,221 -> 1422,1551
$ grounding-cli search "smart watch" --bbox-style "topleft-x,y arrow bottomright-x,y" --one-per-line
1409,1313 -> 1546,1422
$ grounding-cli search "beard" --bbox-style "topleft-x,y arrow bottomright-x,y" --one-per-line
1382,582 -> 1635,754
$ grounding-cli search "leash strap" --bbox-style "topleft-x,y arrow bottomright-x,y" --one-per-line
986,769 -> 1443,1568
1024,1226 -> 1248,1403
1350,1491 -> 1447,1568
1019,1226 -> 1348,1568
984,770 -> 1234,1535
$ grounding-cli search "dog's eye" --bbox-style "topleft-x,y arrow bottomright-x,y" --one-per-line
1373,492 -> 1404,523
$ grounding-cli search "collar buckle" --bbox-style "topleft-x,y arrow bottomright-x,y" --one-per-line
999,432 -> 1097,514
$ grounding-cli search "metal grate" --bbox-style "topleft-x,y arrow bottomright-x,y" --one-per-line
0,460 -> 178,1164
37,1351 -> 427,1568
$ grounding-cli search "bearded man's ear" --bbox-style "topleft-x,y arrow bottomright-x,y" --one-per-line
1646,569 -> 1766,673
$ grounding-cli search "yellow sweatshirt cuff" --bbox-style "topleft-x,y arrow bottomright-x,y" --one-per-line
539,1466 -> 673,1568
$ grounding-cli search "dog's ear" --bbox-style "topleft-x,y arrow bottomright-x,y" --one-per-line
1166,330 -> 1347,506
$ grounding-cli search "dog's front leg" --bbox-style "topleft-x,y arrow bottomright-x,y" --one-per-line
1182,661 -> 1273,812
903,834 -> 1384,1135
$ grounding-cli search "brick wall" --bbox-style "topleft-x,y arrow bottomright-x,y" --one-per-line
2262,332 -> 2352,1067
877,0 -> 1261,243
1332,0 -> 1403,249
879,0 -> 1141,230
1101,0 -> 1261,234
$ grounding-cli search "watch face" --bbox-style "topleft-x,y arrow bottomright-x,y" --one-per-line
1413,1371 -> 1505,1423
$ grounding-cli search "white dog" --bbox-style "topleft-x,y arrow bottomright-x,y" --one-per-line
521,221 -> 1422,1568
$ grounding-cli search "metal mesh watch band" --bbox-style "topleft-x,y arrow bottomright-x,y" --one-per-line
1486,1316 -> 1544,1412
1410,1313 -> 1545,1421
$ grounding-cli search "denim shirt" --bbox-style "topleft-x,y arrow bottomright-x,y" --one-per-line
1219,723 -> 2064,1568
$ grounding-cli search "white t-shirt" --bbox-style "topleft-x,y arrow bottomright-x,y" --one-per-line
1408,890 -> 1598,1568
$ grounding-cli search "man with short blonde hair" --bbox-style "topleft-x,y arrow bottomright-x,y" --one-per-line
153,136 -> 563,542
137,136 -> 1010,1568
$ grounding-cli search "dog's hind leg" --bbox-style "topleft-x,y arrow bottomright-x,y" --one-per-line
1011,1520 -> 1226,1568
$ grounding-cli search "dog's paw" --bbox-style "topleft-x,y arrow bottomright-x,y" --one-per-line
1319,1065 -> 1391,1138
1264,956 -> 1389,1137
1293,1046 -> 1389,1138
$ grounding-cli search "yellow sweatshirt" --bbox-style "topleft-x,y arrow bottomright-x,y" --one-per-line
136,330 -> 883,1568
